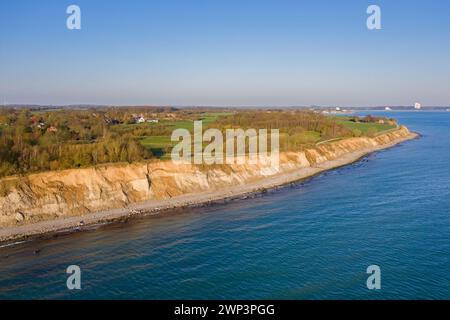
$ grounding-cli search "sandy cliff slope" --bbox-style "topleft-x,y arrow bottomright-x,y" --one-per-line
0,126 -> 415,228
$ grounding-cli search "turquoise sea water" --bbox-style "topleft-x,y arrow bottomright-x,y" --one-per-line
0,111 -> 449,299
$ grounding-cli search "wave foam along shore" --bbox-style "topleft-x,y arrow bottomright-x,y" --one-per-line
0,126 -> 418,244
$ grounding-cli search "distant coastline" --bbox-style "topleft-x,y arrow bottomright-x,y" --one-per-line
0,126 -> 418,244
2,104 -> 450,112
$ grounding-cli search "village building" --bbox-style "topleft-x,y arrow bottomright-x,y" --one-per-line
136,116 -> 146,123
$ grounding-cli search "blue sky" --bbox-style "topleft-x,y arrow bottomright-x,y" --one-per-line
1,0 -> 450,107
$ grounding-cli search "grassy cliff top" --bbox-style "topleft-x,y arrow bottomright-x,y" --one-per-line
0,108 -> 398,177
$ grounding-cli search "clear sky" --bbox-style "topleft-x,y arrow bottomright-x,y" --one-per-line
1,0 -> 450,107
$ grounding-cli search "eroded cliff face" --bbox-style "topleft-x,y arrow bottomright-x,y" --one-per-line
0,126 -> 413,227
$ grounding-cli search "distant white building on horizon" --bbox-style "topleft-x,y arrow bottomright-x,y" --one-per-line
414,102 -> 422,110
385,107 -> 392,111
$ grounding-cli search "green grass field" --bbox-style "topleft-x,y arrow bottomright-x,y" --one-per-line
136,113 -> 397,159
334,116 -> 397,136
136,112 -> 233,158
139,136 -> 174,159
112,120 -> 193,132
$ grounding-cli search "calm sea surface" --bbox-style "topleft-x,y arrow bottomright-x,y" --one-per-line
1,111 -> 449,299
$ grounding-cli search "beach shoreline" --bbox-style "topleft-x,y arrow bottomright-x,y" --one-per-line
0,131 -> 419,245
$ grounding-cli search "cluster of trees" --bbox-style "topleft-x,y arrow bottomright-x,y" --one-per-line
0,109 -> 152,178
214,110 -> 352,137
111,122 -> 177,137
0,107 -> 220,178
104,106 -> 180,124
213,110 -> 354,151
348,115 -> 396,124
0,107 -> 389,178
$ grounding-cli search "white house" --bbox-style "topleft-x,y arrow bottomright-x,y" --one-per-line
414,102 -> 422,110
136,116 -> 146,123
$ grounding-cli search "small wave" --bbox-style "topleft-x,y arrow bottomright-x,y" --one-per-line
0,240 -> 28,249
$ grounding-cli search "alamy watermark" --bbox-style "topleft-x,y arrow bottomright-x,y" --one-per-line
367,5 -> 382,30
171,121 -> 280,169
366,265 -> 381,290
64,5 -> 380,31
66,5 -> 81,30
66,265 -> 81,290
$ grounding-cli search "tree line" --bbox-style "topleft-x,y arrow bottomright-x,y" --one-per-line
0,109 -> 152,178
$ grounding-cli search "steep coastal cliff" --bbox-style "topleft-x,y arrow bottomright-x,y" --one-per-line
0,126 -> 416,229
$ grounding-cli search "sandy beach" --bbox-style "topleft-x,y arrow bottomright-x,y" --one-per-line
0,131 -> 418,244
